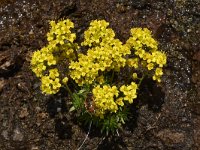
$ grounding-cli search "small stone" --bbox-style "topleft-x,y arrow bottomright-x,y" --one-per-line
29,30 -> 34,35
116,3 -> 126,13
37,112 -> 48,119
19,107 -> 29,118
13,128 -> 24,141
182,117 -> 187,122
57,107 -> 61,112
35,106 -> 41,112
187,29 -> 192,32
31,146 -> 39,150
1,130 -> 9,140
1,61 -> 11,70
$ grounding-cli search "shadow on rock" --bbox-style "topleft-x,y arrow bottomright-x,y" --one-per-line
123,102 -> 139,132
138,77 -> 165,112
46,93 -> 67,118
46,93 -> 73,139
97,136 -> 128,150
55,118 -> 73,139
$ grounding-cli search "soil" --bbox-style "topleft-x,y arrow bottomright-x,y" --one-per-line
0,0 -> 200,149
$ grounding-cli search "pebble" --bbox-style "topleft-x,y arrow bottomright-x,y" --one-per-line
1,130 -> 9,140
19,107 -> 29,118
29,29 -> 34,35
13,128 -> 24,141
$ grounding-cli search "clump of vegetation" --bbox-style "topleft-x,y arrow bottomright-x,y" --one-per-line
31,19 -> 167,134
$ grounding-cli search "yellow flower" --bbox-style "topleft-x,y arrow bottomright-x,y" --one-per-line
155,68 -> 163,76
120,82 -> 138,104
143,53 -> 151,61
147,63 -> 154,70
116,97 -> 124,106
40,75 -> 61,95
49,68 -> 59,79
52,78 -> 61,90
153,75 -> 161,83
92,85 -> 120,117
47,55 -> 56,66
132,73 -> 138,79
126,58 -> 138,68
152,51 -> 167,67
62,77 -> 68,84
96,75 -> 105,84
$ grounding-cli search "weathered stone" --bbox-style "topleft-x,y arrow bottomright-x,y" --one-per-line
157,129 -> 185,146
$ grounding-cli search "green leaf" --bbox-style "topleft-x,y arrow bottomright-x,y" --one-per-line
72,93 -> 84,109
69,106 -> 75,112
77,89 -> 86,95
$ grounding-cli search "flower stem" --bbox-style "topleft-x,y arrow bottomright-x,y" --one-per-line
110,71 -> 115,83
138,74 -> 145,87
65,84 -> 73,98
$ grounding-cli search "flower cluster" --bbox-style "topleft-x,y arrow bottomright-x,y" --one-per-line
81,20 -> 114,47
31,46 -> 57,77
126,28 -> 167,82
47,19 -> 79,61
120,82 -> 138,104
92,82 -> 138,118
92,85 -> 119,118
47,19 -> 76,46
126,58 -> 139,69
31,19 -> 78,94
69,20 -> 130,86
31,19 -> 167,133
41,69 -> 61,94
